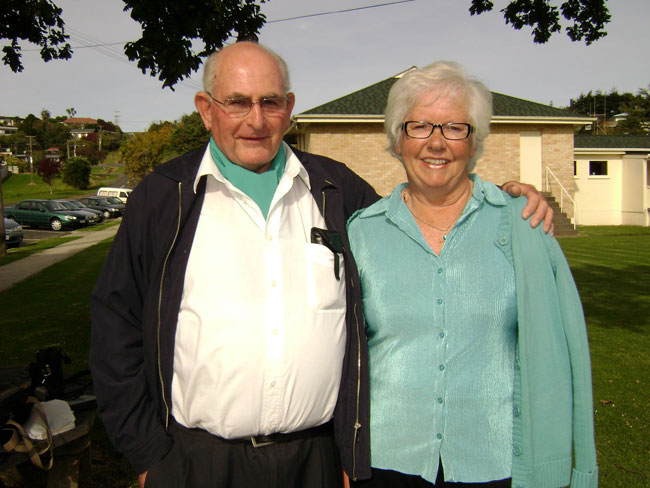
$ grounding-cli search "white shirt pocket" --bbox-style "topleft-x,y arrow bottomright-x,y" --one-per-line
304,243 -> 346,311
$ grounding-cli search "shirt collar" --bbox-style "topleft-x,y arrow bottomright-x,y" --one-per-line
193,142 -> 310,193
358,173 -> 507,221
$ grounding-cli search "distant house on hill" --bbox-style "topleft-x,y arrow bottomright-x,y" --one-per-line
574,135 -> 650,226
45,147 -> 62,161
290,67 -> 592,225
62,117 -> 98,139
0,116 -> 20,136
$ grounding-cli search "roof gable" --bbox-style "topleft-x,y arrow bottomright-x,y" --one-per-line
298,72 -> 582,119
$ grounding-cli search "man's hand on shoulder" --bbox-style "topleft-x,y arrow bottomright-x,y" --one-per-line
501,181 -> 554,235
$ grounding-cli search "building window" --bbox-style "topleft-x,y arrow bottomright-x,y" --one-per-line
589,160 -> 608,176
573,161 -> 577,176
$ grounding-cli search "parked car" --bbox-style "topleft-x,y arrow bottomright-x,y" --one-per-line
78,196 -> 124,219
62,199 -> 105,223
4,217 -> 24,248
52,199 -> 100,225
4,199 -> 90,231
97,187 -> 132,203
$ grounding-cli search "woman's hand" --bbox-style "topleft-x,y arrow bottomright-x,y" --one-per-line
138,471 -> 147,488
501,181 -> 554,234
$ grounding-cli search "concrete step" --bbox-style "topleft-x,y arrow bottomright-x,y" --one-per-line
541,192 -> 578,236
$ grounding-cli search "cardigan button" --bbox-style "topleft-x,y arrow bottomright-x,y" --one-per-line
513,445 -> 522,456
513,406 -> 521,417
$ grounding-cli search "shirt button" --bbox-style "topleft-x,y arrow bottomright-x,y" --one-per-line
436,433 -> 443,439
271,280 -> 277,288
267,234 -> 274,241
499,236 -> 509,245
437,397 -> 443,404
272,329 -> 279,336
437,268 -> 443,274
437,298 -> 443,305
439,332 -> 445,339
439,364 -> 445,371
270,381 -> 276,388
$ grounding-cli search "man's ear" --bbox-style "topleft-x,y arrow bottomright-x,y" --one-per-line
286,92 -> 296,115
194,92 -> 213,131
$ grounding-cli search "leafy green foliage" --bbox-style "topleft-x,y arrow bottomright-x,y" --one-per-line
569,86 -> 650,135
36,156 -> 61,193
170,112 -> 209,154
470,0 -> 610,44
123,0 -> 267,88
0,0 -> 72,72
3,1 -> 611,89
120,122 -> 175,183
62,156 -> 91,189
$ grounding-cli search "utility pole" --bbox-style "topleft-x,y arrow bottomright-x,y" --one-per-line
26,135 -> 36,185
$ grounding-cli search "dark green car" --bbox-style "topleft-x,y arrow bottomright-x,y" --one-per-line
5,199 -> 89,231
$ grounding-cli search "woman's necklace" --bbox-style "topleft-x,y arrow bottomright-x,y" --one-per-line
401,188 -> 460,240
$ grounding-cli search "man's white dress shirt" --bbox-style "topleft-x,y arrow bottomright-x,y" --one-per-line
171,144 -> 346,438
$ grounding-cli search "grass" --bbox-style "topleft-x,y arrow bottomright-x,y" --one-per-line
557,226 -> 650,487
1,164 -> 124,205
0,225 -> 648,486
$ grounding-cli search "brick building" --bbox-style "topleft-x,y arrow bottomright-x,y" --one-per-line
289,67 -> 592,222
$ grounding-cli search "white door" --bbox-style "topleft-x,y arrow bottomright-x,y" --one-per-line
519,131 -> 542,189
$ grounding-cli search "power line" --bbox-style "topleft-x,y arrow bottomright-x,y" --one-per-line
266,0 -> 416,23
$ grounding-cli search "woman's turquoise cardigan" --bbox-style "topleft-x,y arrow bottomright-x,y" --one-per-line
500,194 -> 598,487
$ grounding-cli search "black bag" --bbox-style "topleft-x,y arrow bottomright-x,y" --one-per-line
29,347 -> 71,400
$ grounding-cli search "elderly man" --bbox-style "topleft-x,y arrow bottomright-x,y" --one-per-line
90,42 -> 551,488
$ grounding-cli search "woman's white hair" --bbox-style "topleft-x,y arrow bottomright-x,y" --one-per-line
384,60 -> 492,172
202,41 -> 291,95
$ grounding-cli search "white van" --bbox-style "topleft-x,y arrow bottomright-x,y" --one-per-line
97,187 -> 133,203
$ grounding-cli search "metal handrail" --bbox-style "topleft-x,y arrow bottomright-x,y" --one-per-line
544,167 -> 577,228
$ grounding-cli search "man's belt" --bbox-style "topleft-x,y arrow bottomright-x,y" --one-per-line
241,421 -> 333,448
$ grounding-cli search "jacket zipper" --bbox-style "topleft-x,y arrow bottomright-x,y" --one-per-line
322,184 -> 362,481
157,181 -> 183,429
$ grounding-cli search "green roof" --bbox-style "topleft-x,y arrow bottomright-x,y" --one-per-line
300,74 -> 583,118
575,134 -> 650,149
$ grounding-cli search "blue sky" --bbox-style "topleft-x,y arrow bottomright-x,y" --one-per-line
2,0 -> 648,132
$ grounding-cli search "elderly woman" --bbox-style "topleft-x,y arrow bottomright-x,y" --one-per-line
347,61 -> 597,488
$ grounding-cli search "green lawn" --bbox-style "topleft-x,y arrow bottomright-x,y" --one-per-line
1,165 -> 124,205
0,225 -> 647,486
557,226 -> 649,487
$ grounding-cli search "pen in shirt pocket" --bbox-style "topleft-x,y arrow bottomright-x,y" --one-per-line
310,227 -> 342,280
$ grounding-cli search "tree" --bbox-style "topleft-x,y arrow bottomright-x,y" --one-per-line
66,107 -> 76,118
470,0 -> 610,44
569,89 -> 636,119
568,86 -> 650,134
613,86 -> 650,135
170,112 -> 209,154
0,0 -> 72,72
2,1 -> 611,89
62,156 -> 91,189
120,122 -> 175,183
36,157 -> 61,193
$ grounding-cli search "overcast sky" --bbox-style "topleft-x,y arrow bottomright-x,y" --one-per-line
2,0 -> 648,132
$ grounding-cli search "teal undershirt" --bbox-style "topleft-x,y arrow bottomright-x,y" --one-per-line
209,137 -> 286,219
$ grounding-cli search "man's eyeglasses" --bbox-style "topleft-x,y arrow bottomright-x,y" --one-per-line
207,93 -> 289,117
402,121 -> 474,140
